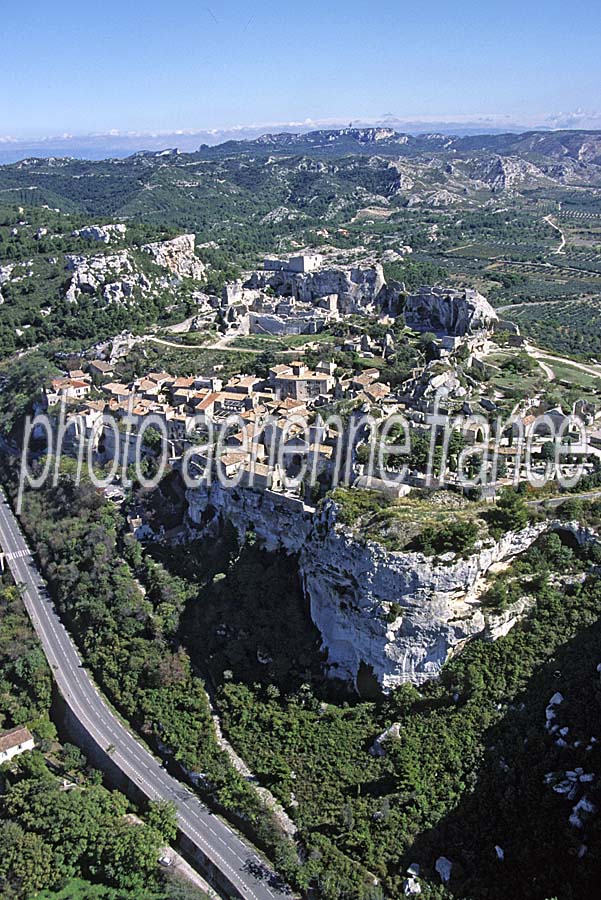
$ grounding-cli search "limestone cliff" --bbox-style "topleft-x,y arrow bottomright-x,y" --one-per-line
291,264 -> 387,314
245,263 -> 393,315
64,251 -> 149,304
141,234 -> 206,281
64,233 -> 206,305
185,482 -> 573,690
404,286 -> 498,337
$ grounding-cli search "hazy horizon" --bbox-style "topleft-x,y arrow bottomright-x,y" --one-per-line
1,112 -> 601,165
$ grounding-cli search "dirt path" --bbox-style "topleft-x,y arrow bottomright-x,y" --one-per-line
535,357 -> 555,380
144,332 -> 307,356
145,335 -> 263,354
543,214 -> 566,254
496,298 -> 567,314
525,342 -> 601,379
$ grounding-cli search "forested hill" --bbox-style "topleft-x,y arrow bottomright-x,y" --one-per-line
2,129 -> 601,227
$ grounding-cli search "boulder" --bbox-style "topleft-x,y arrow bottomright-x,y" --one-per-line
435,857 -> 453,884
403,876 -> 422,895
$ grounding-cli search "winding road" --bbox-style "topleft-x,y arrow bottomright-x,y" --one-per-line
0,489 -> 293,900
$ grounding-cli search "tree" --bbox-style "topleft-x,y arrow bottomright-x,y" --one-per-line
487,488 -> 529,536
540,441 -> 557,462
61,742 -> 86,772
142,424 -> 164,453
98,821 -> 162,890
252,349 -> 277,379
9,831 -> 58,896
147,799 -> 178,842
413,520 -> 480,556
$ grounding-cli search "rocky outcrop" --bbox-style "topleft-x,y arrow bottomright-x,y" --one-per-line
0,264 -> 14,285
299,503 -> 545,689
187,480 -> 313,555
474,155 -> 549,192
404,286 -> 498,337
0,264 -> 14,305
185,482 -> 584,690
72,224 -> 127,243
141,234 -> 205,281
64,252 -> 150,304
292,264 -> 387,313
407,189 -> 462,208
63,232 -> 205,305
245,262 -> 398,316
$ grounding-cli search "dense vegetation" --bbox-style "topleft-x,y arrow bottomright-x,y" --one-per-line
0,579 -> 207,900
326,486 -> 520,556
145,491 -> 601,899
0,352 -> 59,438
0,584 -> 52,731
215,536 -> 601,899
0,205 -> 201,360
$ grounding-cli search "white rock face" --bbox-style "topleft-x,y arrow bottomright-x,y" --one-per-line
187,480 -> 313,555
0,264 -> 14,285
405,286 -> 498,336
301,504 -> 546,688
475,155 -> 548,192
0,264 -> 14,304
292,265 -> 387,314
570,796 -> 597,829
371,722 -> 402,756
407,190 -> 462,208
72,223 -> 127,243
245,263 -> 392,315
63,232 -> 205,304
186,483 -> 555,688
141,234 -> 205,281
403,875 -> 422,895
64,252 -> 149,304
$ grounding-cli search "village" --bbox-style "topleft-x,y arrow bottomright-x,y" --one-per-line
37,254 -> 601,541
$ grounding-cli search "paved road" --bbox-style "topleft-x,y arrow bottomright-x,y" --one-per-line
0,489 -> 293,900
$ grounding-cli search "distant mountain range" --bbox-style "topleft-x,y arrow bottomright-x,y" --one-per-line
2,112 -> 601,164
196,127 -> 601,165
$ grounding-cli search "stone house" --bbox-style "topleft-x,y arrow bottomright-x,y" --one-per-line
0,726 -> 35,764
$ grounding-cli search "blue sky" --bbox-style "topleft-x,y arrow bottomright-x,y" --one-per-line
2,0 -> 600,137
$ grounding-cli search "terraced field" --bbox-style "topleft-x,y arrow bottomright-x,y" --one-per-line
509,298 -> 601,361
